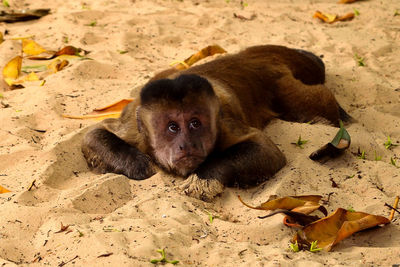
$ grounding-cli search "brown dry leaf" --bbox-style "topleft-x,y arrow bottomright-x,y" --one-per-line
29,45 -> 88,60
22,39 -> 47,56
0,9 -> 50,23
238,195 -> 324,213
338,0 -> 359,3
3,56 -> 22,86
48,59 -> 69,73
172,45 -> 227,70
313,11 -> 355,24
294,208 -> 390,251
62,99 -> 133,120
55,222 -> 70,233
0,32 -> 4,44
0,185 -> 11,194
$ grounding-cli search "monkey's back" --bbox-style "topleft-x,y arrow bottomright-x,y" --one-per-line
182,45 -> 326,128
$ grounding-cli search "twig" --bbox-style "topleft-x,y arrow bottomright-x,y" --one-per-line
388,196 -> 399,221
58,255 -> 78,267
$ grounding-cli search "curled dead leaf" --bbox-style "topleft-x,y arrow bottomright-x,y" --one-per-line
22,39 -> 47,56
62,99 -> 133,121
0,185 -> 11,194
3,55 -> 22,86
310,121 -> 351,161
313,11 -> 355,24
172,45 -> 227,70
0,9 -> 50,23
293,208 -> 390,251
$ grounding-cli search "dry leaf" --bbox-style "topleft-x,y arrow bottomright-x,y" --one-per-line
22,39 -> 47,56
3,56 -> 22,86
29,45 -> 88,60
310,121 -> 351,161
0,9 -> 50,23
48,59 -> 69,73
172,45 -> 227,70
62,99 -> 133,120
313,11 -> 355,24
294,208 -> 390,251
0,185 -> 11,194
0,32 -> 4,44
55,222 -> 70,233
238,195 -> 324,213
338,0 -> 359,3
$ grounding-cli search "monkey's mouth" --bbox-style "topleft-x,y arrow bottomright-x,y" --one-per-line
173,155 -> 205,173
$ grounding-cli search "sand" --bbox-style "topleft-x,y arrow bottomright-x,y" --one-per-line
1,0 -> 400,266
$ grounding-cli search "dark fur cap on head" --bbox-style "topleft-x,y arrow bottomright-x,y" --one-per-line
140,74 -> 216,105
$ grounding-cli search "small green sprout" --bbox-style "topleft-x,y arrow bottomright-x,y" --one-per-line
346,174 -> 355,179
353,8 -> 360,16
77,230 -> 84,237
118,50 -> 129,54
358,150 -> 366,160
289,241 -> 299,252
86,21 -> 97,27
240,1 -> 248,7
394,10 -> 399,16
206,210 -> 218,223
150,249 -> 179,265
374,151 -> 382,161
384,136 -> 398,150
354,54 -> 365,66
292,135 -> 308,149
3,0 -> 10,7
63,36 -> 69,44
0,93 -> 3,98
390,157 -> 398,167
309,240 -> 322,252
347,206 -> 355,212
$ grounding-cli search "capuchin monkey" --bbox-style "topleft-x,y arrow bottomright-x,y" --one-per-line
82,45 -> 350,201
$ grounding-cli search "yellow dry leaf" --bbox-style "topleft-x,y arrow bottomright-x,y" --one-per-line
22,39 -> 47,56
25,72 -> 40,81
62,99 -> 133,121
0,32 -> 4,44
3,56 -> 22,85
48,59 -> 69,73
0,185 -> 11,194
172,45 -> 227,70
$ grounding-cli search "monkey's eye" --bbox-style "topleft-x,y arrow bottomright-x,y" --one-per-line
168,122 -> 180,133
189,119 -> 201,130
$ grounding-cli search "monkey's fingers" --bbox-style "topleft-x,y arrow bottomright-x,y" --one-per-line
179,174 -> 224,202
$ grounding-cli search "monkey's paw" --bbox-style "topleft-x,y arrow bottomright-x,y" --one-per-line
179,174 -> 224,201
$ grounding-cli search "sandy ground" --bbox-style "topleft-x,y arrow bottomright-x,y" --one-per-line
1,0 -> 400,266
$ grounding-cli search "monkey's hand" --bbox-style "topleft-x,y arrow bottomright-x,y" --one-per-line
179,174 -> 224,201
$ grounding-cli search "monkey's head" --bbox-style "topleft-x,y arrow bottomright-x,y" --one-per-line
138,74 -> 220,177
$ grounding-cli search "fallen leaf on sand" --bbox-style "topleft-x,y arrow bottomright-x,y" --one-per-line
0,185 -> 11,194
171,45 -> 227,70
55,222 -> 70,233
309,120 -> 351,161
0,8 -> 50,23
313,11 -> 355,23
3,55 -> 22,86
293,208 -> 390,251
238,195 -> 327,227
22,39 -> 47,56
62,99 -> 133,120
338,0 -> 359,3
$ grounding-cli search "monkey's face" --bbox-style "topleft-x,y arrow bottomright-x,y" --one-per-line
147,105 -> 218,177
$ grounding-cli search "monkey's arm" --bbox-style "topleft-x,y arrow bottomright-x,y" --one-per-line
181,129 -> 286,201
82,123 -> 156,180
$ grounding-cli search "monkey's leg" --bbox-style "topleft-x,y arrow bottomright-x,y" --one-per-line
274,75 -> 348,126
82,126 -> 156,180
180,132 -> 286,201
